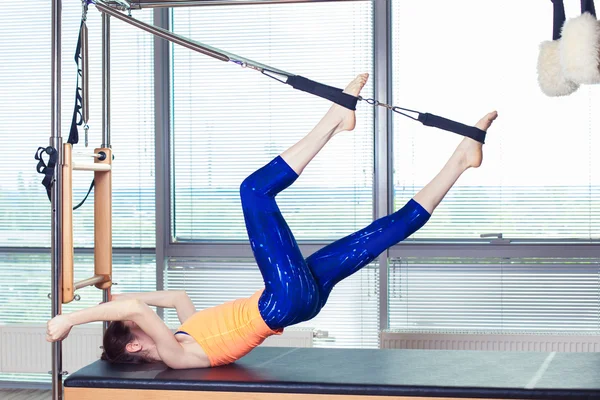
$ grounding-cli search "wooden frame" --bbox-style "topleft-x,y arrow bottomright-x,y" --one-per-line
60,146 -> 113,304
93,147 -> 112,290
62,143 -> 75,303
65,388 -> 494,400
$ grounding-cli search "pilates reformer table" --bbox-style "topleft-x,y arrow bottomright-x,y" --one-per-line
64,347 -> 600,399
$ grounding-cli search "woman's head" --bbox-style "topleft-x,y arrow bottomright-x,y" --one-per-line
101,321 -> 158,364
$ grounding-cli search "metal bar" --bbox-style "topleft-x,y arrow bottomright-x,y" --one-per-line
101,10 -> 111,338
167,242 -> 326,258
96,1 -> 230,62
50,0 -> 63,397
102,12 -> 111,149
126,0 -> 364,9
74,275 -> 107,290
154,7 -> 171,320
0,246 -> 156,254
373,0 -> 391,335
103,289 -> 111,331
73,162 -> 112,171
164,241 -> 600,259
73,152 -> 103,158
389,243 -> 600,259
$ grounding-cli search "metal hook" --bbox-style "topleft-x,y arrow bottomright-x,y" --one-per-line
81,0 -> 88,21
84,124 -> 89,147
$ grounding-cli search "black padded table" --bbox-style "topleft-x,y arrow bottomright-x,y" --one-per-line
64,347 -> 600,400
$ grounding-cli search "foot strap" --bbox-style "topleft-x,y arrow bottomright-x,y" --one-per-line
418,113 -> 487,144
286,75 -> 358,111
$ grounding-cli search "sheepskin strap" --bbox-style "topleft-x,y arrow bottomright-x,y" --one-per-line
417,113 -> 487,144
286,75 -> 358,111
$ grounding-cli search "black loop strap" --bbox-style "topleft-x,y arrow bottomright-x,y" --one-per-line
35,146 -> 58,201
417,113 -> 487,144
286,75 -> 358,111
553,0 -> 567,40
68,19 -> 85,145
582,0 -> 597,16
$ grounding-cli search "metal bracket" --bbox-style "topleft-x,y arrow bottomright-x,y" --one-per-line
480,233 -> 511,244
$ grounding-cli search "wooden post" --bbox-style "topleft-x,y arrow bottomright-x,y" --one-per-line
94,148 -> 112,289
62,143 -> 74,304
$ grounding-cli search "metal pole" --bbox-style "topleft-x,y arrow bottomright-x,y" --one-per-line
126,0 -> 363,9
102,11 -> 111,333
154,7 -> 171,320
373,0 -> 392,335
95,1 -> 229,62
51,0 -> 64,398
102,13 -> 111,150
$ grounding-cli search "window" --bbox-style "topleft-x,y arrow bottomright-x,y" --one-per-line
168,1 -> 378,348
0,3 -> 156,248
392,0 -> 600,240
171,1 -> 375,241
389,257 -> 600,333
0,0 -> 156,382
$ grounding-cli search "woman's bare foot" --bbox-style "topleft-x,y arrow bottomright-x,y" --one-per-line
324,73 -> 369,134
454,111 -> 498,169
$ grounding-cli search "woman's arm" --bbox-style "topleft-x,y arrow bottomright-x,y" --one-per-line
46,299 -> 208,369
113,291 -> 196,324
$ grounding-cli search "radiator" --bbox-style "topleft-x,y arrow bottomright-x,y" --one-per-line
0,325 -> 315,374
381,330 -> 600,352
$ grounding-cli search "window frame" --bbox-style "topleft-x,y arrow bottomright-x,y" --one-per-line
156,1 -> 600,335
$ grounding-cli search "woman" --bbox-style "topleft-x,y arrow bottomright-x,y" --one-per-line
47,73 -> 498,369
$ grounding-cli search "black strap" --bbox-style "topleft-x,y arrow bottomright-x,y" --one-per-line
68,20 -> 85,145
582,0 -> 597,16
553,0 -> 567,40
35,146 -> 58,201
286,75 -> 358,111
73,180 -> 95,211
417,113 -> 487,144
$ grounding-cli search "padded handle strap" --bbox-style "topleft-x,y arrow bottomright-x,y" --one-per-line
68,19 -> 85,145
553,0 -> 567,40
417,113 -> 487,144
34,146 -> 58,201
286,75 -> 358,111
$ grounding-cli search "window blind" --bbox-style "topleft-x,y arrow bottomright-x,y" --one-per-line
389,257 -> 600,333
0,2 -> 156,248
170,1 -> 374,242
164,258 -> 379,348
392,0 -> 600,240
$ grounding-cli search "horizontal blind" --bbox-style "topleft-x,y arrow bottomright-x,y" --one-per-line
389,257 -> 600,333
0,2 -> 155,247
164,257 -> 379,348
0,251 -> 156,324
392,0 -> 600,240
171,1 -> 374,241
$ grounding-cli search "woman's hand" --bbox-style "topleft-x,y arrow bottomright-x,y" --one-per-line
46,315 -> 73,342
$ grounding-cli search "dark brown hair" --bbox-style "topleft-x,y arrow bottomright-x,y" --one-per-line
100,321 -> 155,364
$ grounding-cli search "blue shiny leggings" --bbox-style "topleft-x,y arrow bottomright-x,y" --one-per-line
241,156 -> 431,330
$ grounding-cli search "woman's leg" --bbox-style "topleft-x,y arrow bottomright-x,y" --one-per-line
306,111 -> 499,308
241,74 -> 369,330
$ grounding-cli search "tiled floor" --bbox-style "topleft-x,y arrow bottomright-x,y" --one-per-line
0,389 -> 51,400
